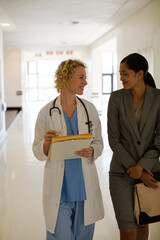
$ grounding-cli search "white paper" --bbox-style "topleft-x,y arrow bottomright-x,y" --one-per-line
50,138 -> 92,161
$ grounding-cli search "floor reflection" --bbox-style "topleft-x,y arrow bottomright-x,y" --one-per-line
0,100 -> 159,240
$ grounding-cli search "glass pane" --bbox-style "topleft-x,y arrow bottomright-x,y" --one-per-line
102,75 -> 112,94
38,60 -> 60,89
101,52 -> 113,73
39,88 -> 56,101
27,75 -> 38,88
28,61 -> 37,75
27,88 -> 38,101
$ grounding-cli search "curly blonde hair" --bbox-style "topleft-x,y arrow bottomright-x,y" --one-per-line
54,59 -> 86,92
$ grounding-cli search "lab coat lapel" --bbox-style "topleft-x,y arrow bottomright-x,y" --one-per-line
123,90 -> 140,140
139,85 -> 153,133
55,96 -> 67,134
76,97 -> 88,134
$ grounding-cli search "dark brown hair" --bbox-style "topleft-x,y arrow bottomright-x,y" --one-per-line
121,53 -> 156,88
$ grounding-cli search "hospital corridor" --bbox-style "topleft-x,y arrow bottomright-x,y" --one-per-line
1,0 -> 160,239
0,99 -> 160,240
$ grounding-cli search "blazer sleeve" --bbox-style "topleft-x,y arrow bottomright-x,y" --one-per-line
107,92 -> 137,170
138,109 -> 160,173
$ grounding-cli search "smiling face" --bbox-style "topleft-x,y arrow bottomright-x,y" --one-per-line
119,62 -> 141,90
67,66 -> 87,95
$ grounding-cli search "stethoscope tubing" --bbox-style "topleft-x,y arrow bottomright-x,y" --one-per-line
49,96 -> 92,133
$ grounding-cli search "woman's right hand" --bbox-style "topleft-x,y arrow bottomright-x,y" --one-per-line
140,172 -> 158,189
43,130 -> 57,156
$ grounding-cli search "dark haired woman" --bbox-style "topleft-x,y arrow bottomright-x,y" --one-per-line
107,53 -> 160,240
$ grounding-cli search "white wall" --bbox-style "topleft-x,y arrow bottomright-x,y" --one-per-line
0,29 -> 6,142
91,0 -> 160,90
4,48 -> 22,107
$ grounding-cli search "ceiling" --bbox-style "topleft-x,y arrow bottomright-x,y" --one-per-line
0,0 -> 153,51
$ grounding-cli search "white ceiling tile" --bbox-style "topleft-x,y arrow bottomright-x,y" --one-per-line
0,0 -> 153,50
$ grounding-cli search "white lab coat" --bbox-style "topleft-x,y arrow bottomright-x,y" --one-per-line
32,96 -> 104,234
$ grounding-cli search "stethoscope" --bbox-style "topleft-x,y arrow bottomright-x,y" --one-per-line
49,96 -> 92,133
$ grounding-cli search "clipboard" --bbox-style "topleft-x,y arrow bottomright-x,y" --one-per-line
50,133 -> 93,161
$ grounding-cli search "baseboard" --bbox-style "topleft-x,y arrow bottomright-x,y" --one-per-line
6,107 -> 22,113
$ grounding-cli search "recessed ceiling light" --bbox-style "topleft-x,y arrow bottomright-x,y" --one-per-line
60,21 -> 79,25
1,23 -> 10,27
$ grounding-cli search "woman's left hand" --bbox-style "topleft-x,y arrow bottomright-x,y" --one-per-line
127,164 -> 143,179
141,172 -> 158,189
75,146 -> 94,158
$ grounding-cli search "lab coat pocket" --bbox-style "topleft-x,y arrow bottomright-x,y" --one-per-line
43,167 -> 52,195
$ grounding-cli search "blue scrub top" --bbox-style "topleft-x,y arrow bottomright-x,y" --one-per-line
60,108 -> 86,202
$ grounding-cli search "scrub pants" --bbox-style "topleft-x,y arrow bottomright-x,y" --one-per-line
46,201 -> 95,240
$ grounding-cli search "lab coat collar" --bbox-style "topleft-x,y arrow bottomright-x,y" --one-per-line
55,95 -> 88,134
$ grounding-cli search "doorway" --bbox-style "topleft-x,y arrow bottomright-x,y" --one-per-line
25,60 -> 61,102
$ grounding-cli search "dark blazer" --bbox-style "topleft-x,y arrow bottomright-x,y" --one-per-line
107,85 -> 160,174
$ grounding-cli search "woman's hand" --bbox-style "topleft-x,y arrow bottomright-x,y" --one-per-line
75,146 -> 94,159
140,172 -> 158,189
43,130 -> 57,156
127,164 -> 143,179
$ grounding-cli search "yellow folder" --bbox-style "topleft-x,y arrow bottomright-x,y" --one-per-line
50,133 -> 93,161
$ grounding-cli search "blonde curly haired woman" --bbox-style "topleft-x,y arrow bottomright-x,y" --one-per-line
33,59 -> 104,240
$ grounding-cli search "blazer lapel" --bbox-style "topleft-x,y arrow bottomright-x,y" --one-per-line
123,90 -> 140,140
139,85 -> 153,133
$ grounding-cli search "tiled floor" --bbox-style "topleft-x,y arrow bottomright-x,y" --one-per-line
0,100 -> 160,240
5,110 -> 19,130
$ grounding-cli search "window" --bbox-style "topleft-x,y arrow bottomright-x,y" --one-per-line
101,52 -> 117,94
102,74 -> 113,94
25,60 -> 60,101
27,61 -> 38,75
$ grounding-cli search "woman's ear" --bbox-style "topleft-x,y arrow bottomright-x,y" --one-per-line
137,70 -> 144,79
